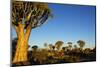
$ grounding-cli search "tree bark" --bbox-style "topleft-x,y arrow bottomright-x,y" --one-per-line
12,22 -> 31,64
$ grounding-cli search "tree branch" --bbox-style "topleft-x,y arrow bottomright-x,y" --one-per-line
25,23 -> 32,41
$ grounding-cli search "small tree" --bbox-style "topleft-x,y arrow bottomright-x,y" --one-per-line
12,1 -> 52,63
52,45 -> 55,51
44,42 -> 48,49
48,44 -> 53,50
67,42 -> 72,50
32,45 -> 38,52
55,41 -> 64,51
62,47 -> 66,51
74,45 -> 77,49
77,40 -> 85,50
84,48 -> 91,54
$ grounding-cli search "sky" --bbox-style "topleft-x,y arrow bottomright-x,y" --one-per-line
12,3 -> 96,48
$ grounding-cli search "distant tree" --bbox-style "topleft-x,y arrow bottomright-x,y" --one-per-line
74,45 -> 77,49
48,44 -> 53,50
32,45 -> 38,52
62,47 -> 66,51
55,41 -> 64,51
12,1 -> 52,63
31,45 -> 38,59
44,42 -> 48,49
65,46 -> 69,51
84,48 -> 91,54
67,42 -> 72,50
52,45 -> 55,50
67,42 -> 72,45
77,40 -> 85,50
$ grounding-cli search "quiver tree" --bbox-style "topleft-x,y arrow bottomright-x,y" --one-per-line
48,44 -> 53,50
77,40 -> 85,51
12,1 -> 52,63
67,42 -> 72,50
32,45 -> 38,52
55,41 -> 64,51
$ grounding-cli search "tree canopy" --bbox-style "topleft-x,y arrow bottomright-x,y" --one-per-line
77,40 -> 85,49
12,1 -> 52,29
55,41 -> 64,50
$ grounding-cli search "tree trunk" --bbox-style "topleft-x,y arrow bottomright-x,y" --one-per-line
12,22 -> 31,64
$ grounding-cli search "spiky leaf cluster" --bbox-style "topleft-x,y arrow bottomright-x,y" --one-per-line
12,1 -> 51,29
